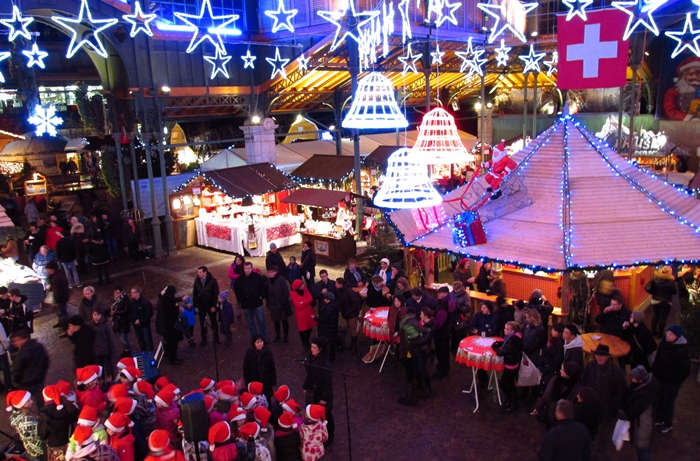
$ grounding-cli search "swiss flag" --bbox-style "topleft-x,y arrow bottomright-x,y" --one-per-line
557,10 -> 629,90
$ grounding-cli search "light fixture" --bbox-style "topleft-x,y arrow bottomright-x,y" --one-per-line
172,198 -> 182,210
486,102 -> 493,109
342,72 -> 408,129
193,196 -> 201,207
161,86 -> 171,93
251,115 -> 261,124
474,102 -> 482,111
531,31 -> 538,37
329,125 -> 336,131
51,0 -> 118,59
296,114 -> 303,123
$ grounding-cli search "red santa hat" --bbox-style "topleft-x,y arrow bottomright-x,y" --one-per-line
253,407 -> 271,431
105,413 -> 133,434
238,422 -> 260,441
200,377 -> 216,391
148,429 -> 171,453
42,385 -> 64,410
73,425 -> 94,447
207,421 -> 231,451
119,366 -> 141,383
155,389 -> 174,408
227,406 -> 247,423
217,385 -> 237,402
204,395 -> 215,413
113,397 -> 137,416
496,139 -> 506,151
240,392 -> 257,410
76,366 -> 100,385
215,380 -> 235,390
5,390 -> 31,412
77,405 -> 99,426
306,404 -> 325,422
117,357 -> 136,371
677,56 -> 700,75
133,381 -> 155,400
163,383 -> 181,397
278,412 -> 297,430
247,382 -> 263,396
55,380 -> 72,397
281,398 -> 301,414
155,376 -> 170,391
273,385 -> 290,403
107,383 -> 129,402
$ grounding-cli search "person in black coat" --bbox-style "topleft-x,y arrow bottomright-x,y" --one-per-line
652,325 -> 691,432
56,233 -> 80,289
538,323 -> 565,381
528,289 -> 554,329
495,296 -> 515,337
537,400 -> 592,461
155,285 -> 183,365
405,287 -> 439,313
335,278 -> 363,354
366,276 -> 391,309
492,321 -> 523,411
110,287 -> 132,356
38,387 -> 78,453
193,266 -> 220,345
563,324 -> 585,367
620,366 -> 660,461
312,270 -> 336,304
468,261 -> 492,292
46,261 -> 71,327
644,267 -> 678,338
243,335 -> 277,403
9,330 -> 50,406
233,262 -> 269,340
575,387 -> 603,440
471,300 -> 498,337
274,413 -> 302,461
89,237 -> 112,284
315,293 -> 340,362
300,241 -> 317,286
129,286 -> 154,352
65,315 -> 96,368
343,258 -> 367,288
622,311 -> 657,371
594,295 -> 631,338
303,337 -> 334,444
265,243 -> 287,278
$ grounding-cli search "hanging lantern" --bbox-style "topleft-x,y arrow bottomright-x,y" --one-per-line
342,72 -> 408,129
374,148 -> 442,209
411,107 -> 475,165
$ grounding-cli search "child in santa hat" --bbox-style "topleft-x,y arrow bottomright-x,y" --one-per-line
70,426 -> 120,461
65,406 -> 108,461
207,421 -> 238,461
280,399 -> 303,429
212,383 -> 237,418
132,380 -> 157,434
269,385 -> 290,430
76,366 -> 107,413
236,422 -> 270,461
154,389 -> 179,435
247,382 -> 268,410
253,407 -> 275,461
199,377 -> 218,401
56,380 -> 79,409
145,430 -> 185,461
299,405 -> 328,461
105,413 -> 135,461
239,392 -> 260,420
117,366 -> 141,388
274,412 -> 302,461
204,395 -> 223,427
226,406 -> 247,438
112,398 -> 149,461
38,384 -> 78,461
6,390 -> 44,459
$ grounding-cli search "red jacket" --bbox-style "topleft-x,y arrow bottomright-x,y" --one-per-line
156,404 -> 180,434
77,386 -> 107,413
109,431 -> 135,461
211,443 -> 238,461
145,449 -> 186,461
291,287 -> 317,332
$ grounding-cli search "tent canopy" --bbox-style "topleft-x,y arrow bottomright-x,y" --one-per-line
201,149 -> 247,171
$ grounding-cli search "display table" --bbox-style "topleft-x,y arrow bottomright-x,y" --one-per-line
195,215 -> 302,257
456,335 -> 504,412
301,232 -> 356,263
580,333 -> 631,357
362,307 -> 394,372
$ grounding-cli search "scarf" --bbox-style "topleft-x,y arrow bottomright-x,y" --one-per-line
350,269 -> 361,282
378,269 -> 387,284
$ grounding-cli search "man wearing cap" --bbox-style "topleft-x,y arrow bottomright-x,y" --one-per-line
10,329 -> 49,406
265,243 -> 287,278
619,366 -> 660,461
193,266 -> 220,346
562,324 -> 584,367
66,315 -> 97,368
582,344 -> 627,458
315,292 -> 340,362
652,325 -> 691,434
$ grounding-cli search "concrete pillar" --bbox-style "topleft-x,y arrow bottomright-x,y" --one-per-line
241,119 -> 278,165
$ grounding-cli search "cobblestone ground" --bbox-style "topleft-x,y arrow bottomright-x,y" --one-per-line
3,245 -> 699,461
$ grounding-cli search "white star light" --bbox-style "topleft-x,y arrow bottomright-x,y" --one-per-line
612,0 -> 669,41
123,1 -> 157,38
0,5 -> 34,42
399,43 -> 423,75
543,51 -> 558,76
241,50 -> 257,69
398,0 -> 412,44
519,44 -> 546,73
297,53 -> 311,71
174,0 -> 239,54
51,0 -> 118,59
204,47 -> 232,79
694,0 -> 700,19
0,52 -> 10,83
430,0 -> 462,28
466,48 -> 487,77
477,2 -> 538,43
22,44 -> 49,69
266,47 -> 290,79
665,13 -> 700,59
562,0 -> 594,22
431,44 -> 446,65
494,39 -> 511,67
317,0 -> 379,51
265,0 -> 298,33
455,37 -> 478,73
28,104 -> 63,137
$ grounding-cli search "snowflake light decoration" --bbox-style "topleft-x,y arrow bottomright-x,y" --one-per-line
266,47 -> 290,80
174,0 -> 240,54
543,51 -> 558,76
519,44 -> 546,73
204,47 -> 232,79
665,13 -> 700,59
28,105 -> 63,137
494,39 -> 511,67
265,0 -> 298,33
317,0 -> 379,51
399,43 -> 423,75
0,5 -> 34,42
22,44 -> 49,69
612,0 -> 669,41
562,0 -> 594,22
123,1 -> 157,38
241,50 -> 257,69
477,2 -> 538,44
51,0 -> 118,59
0,52 -> 10,84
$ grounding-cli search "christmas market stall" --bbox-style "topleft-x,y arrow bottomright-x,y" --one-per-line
289,154 -> 357,190
174,163 -> 299,256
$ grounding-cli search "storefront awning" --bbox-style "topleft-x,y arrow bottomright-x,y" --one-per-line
281,188 -> 354,208
290,155 -> 356,182
203,163 -> 296,198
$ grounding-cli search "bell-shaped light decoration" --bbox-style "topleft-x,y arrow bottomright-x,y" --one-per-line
411,107 -> 475,164
374,148 -> 442,209
342,72 -> 408,129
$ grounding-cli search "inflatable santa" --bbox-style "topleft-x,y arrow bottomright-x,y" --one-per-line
482,140 -> 516,200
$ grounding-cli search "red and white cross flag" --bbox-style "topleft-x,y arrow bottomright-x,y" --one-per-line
557,9 -> 630,90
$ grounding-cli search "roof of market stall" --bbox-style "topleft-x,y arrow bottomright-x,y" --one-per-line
388,115 -> 700,271
281,188 -> 356,208
200,163 -> 297,199
290,155 -> 357,183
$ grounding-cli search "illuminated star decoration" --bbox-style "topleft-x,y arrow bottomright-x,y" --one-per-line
266,47 -> 290,79
561,0 -> 594,22
543,51 -> 558,76
264,0 -> 298,33
430,0 -> 462,28
174,0 -> 239,54
397,0 -> 412,43
51,0 -> 118,59
398,43 -> 423,75
204,47 -> 232,79
665,13 -> 700,59
477,2 -> 538,43
612,0 -> 669,41
694,0 -> 700,19
28,104 -> 63,137
0,52 -> 10,83
22,43 -> 49,69
0,5 -> 34,42
241,50 -> 257,69
297,53 -> 310,71
123,1 -> 157,38
466,47 -> 487,77
317,0 -> 379,51
431,44 -> 446,65
519,44 -> 546,73
455,37 -> 478,73
494,39 -> 511,67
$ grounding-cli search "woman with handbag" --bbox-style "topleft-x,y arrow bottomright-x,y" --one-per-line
155,285 -> 183,365
491,321 -> 523,412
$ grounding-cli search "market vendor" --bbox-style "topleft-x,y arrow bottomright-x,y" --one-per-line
335,202 -> 354,235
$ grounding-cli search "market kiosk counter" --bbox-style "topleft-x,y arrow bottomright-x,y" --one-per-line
301,231 -> 356,264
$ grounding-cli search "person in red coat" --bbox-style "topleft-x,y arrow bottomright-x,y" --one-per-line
105,413 -> 135,461
291,279 -> 317,351
76,366 -> 107,413
208,421 -> 240,461
145,430 -> 186,461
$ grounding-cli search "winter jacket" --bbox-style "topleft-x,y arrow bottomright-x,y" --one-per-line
536,373 -> 583,428
471,310 -> 498,337
38,400 -> 78,447
33,250 -> 57,279
69,324 -> 97,368
243,346 -> 277,393
72,444 -> 121,461
91,315 -> 118,360
156,403 -> 180,434
343,267 -> 366,288
274,429 -> 302,461
563,336 -> 585,367
538,337 -> 565,376
300,248 -> 316,278
291,287 -> 317,332
432,298 -> 454,340
405,293 -> 439,313
266,275 -> 292,322
299,420 -> 328,461
234,272 -> 266,310
594,306 -> 632,338
529,300 -> 554,329
401,314 -> 433,356
110,294 -> 131,334
492,332 -> 523,368
210,442 -> 241,461
582,358 -> 627,420
228,261 -> 245,289
46,225 -> 64,250
193,273 -> 220,308
312,280 -> 336,302
645,275 -> 678,303
49,270 -> 71,305
56,236 -> 78,263
181,305 -> 196,327
89,239 -> 110,265
129,296 -> 153,327
219,299 -> 234,335
287,262 -> 302,283
9,297 -> 33,334
336,285 -> 362,320
366,283 -> 390,308
80,295 -> 107,324
652,336 -> 691,384
303,354 -> 333,405
11,338 -> 49,388
266,251 -> 287,277
621,376 -> 660,450
133,396 -> 157,435
487,278 -> 507,298
450,288 -> 471,315
316,300 -> 340,341
156,294 -> 183,344
536,419 -> 591,461
623,322 -> 657,371
109,430 -> 135,461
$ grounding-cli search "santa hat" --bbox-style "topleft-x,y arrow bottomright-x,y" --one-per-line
253,407 -> 271,430
496,139 -> 505,151
217,385 -> 237,402
107,383 -> 129,402
238,422 -> 260,441
162,383 -> 180,396
240,392 -> 257,411
117,357 -> 136,371
281,398 -> 301,414
77,406 -> 99,426
273,385 -> 290,403
119,366 -> 141,383
200,377 -> 216,391
306,404 -> 325,422
133,381 -> 155,400
5,390 -> 31,412
208,421 -> 231,451
247,382 -> 263,396
215,380 -> 235,390
76,366 -> 99,385
56,380 -> 72,397
73,425 -> 94,447
155,376 -> 170,391
148,429 -> 171,453
113,397 -> 137,416
677,56 -> 700,76
42,385 -> 64,410
105,413 -> 133,434
155,390 -> 174,408
227,406 -> 247,423
278,412 -> 297,430
204,396 -> 215,413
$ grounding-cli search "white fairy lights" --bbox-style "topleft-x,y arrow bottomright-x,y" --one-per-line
519,45 -> 546,73
495,39 -> 511,67
342,72 -> 408,129
374,148 -> 443,209
0,52 -> 10,84
123,1 -> 157,38
264,0 -> 298,33
612,0 -> 669,40
241,50 -> 257,69
317,0 -> 379,51
174,0 -> 240,54
204,47 -> 232,79
22,44 -> 49,69
51,0 -> 118,59
562,0 -> 594,22
0,5 -> 34,42
399,43 -> 423,75
266,47 -> 290,80
664,13 -> 700,59
477,1 -> 538,43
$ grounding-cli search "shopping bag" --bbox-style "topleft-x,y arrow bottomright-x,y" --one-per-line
612,419 -> 631,451
516,353 -> 542,387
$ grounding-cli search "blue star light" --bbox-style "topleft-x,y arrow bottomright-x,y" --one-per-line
399,43 -> 423,75
0,5 -> 34,42
317,0 -> 379,51
665,13 -> 700,59
477,2 -> 538,43
612,0 -> 669,40
0,52 -> 10,83
22,44 -> 49,69
51,0 -> 118,59
455,37 -> 478,72
204,47 -> 232,79
123,1 -> 157,38
519,44 -> 546,73
264,0 -> 298,33
266,47 -> 290,79
28,104 -> 63,137
241,50 -> 257,69
561,0 -> 594,22
494,39 -> 511,67
174,0 -> 240,54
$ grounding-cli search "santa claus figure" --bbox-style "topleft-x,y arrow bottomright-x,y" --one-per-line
663,56 -> 700,121
482,140 -> 516,200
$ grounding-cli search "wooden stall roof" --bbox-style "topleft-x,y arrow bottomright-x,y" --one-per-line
282,188 -> 353,208
203,163 -> 297,199
290,155 -> 356,182
365,146 -> 401,170
388,115 -> 700,271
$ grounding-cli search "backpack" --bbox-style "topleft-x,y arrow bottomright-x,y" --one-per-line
400,316 -> 421,341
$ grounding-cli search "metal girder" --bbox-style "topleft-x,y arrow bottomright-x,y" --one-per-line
161,94 -> 248,119
269,45 -> 349,95
268,91 -> 338,112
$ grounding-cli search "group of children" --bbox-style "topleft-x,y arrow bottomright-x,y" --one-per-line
6,358 -> 330,461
